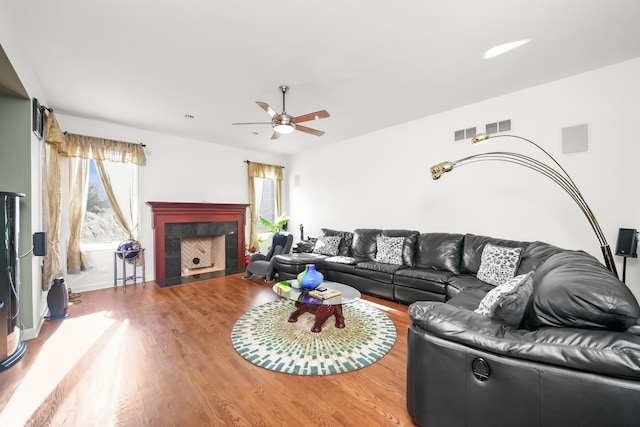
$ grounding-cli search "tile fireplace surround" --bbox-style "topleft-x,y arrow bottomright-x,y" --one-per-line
147,202 -> 249,286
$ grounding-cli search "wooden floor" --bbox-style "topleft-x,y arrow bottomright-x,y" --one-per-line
0,274 -> 417,426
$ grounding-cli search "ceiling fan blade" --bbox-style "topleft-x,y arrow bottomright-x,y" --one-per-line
271,131 -> 281,140
295,124 -> 325,137
232,122 -> 272,125
291,110 -> 330,124
256,102 -> 282,120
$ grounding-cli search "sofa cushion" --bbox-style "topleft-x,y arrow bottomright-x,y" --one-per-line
382,229 -> 420,266
517,240 -> 564,275
355,263 -> 400,284
320,228 -> 354,257
351,229 -> 382,260
324,256 -> 357,265
521,250 -> 640,331
461,234 -> 529,275
477,244 -> 523,286
447,275 -> 492,299
323,261 -> 356,274
474,272 -> 533,327
273,253 -> 327,274
375,235 -> 404,265
324,256 -> 359,274
394,268 -> 451,295
356,260 -> 406,275
395,267 -> 454,284
446,287 -> 487,311
416,233 -> 464,274
312,235 -> 341,256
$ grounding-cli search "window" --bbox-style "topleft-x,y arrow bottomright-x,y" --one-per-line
81,159 -> 136,247
256,178 -> 276,233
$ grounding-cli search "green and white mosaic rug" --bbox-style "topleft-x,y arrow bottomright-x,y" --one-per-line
231,299 -> 397,376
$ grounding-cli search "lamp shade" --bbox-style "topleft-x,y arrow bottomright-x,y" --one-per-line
274,123 -> 295,134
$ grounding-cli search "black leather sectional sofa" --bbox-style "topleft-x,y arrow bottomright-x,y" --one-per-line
275,228 -> 564,305
273,227 -> 640,427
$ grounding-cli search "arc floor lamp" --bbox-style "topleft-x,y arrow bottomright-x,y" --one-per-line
430,133 -> 618,277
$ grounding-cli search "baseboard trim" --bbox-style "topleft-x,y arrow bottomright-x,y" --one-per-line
22,303 -> 48,341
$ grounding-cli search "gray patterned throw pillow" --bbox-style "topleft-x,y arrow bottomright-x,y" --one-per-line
375,236 -> 405,265
312,235 -> 342,256
475,272 -> 533,318
477,244 -> 523,286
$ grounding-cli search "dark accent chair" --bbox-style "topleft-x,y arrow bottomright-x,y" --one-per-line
243,233 -> 293,281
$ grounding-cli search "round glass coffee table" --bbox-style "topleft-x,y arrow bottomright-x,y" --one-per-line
272,280 -> 361,332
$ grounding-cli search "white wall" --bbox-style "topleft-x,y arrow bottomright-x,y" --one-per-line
1,13 -> 49,338
288,57 -> 640,299
55,114 -> 289,292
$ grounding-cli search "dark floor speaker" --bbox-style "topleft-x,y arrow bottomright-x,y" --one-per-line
47,276 -> 69,320
615,228 -> 638,257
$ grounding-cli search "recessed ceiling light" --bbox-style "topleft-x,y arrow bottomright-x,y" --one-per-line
483,39 -> 530,59
184,114 -> 195,119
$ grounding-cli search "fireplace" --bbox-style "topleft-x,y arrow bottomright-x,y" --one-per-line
147,202 -> 249,286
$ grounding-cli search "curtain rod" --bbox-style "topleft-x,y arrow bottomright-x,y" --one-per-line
244,160 -> 284,168
39,106 -> 146,147
59,131 -> 146,147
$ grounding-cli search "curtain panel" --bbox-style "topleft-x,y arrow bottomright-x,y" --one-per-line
67,158 -> 90,274
42,113 -> 65,290
247,162 -> 283,250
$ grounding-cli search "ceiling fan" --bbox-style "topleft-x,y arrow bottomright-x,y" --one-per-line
233,85 -> 330,139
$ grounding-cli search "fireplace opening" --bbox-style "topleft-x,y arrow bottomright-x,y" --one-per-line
181,235 -> 226,277
162,220 -> 241,285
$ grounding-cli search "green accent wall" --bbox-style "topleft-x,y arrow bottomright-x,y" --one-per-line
0,94 -> 33,329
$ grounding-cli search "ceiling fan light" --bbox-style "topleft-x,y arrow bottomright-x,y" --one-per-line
274,123 -> 295,134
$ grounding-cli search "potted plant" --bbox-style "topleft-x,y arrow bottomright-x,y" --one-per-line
259,212 -> 290,234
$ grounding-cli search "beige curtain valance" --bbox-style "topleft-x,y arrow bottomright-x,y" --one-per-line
247,161 -> 283,180
45,114 -> 146,165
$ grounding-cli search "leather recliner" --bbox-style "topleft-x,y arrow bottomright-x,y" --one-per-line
243,233 -> 293,281
407,249 -> 640,427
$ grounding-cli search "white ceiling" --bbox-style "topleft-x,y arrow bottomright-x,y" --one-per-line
3,0 -> 640,155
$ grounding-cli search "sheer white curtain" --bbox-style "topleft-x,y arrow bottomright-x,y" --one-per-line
95,159 -> 141,242
67,157 -> 90,273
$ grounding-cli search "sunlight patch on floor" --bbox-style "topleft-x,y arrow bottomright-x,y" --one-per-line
48,319 -> 131,426
0,312 -> 116,426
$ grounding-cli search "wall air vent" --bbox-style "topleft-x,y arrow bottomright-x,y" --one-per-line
465,127 -> 477,139
498,119 -> 511,132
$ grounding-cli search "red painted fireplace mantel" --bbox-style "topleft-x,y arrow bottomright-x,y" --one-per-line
147,202 -> 249,281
